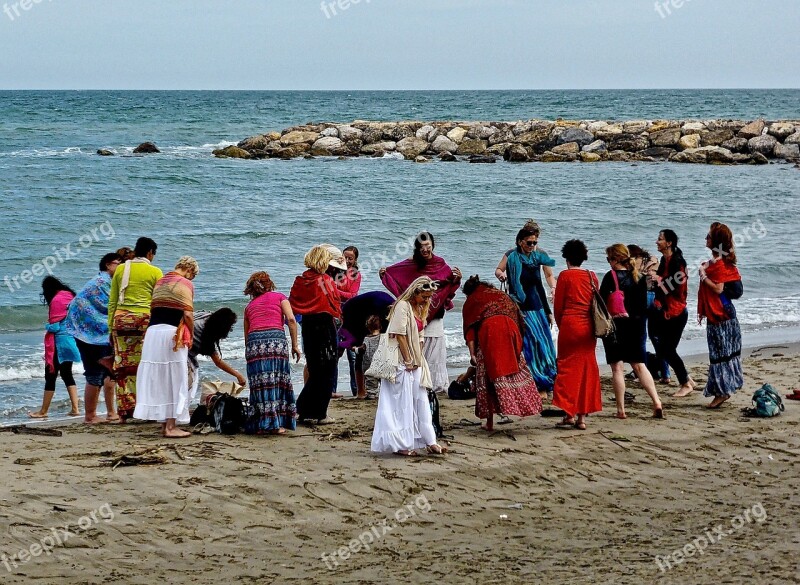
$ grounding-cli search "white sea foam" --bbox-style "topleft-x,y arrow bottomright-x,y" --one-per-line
0,365 -> 43,382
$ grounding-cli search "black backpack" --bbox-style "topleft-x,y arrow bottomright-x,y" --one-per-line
211,393 -> 245,435
427,389 -> 444,438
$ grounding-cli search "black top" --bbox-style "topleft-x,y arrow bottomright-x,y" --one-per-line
149,307 -> 184,327
600,270 -> 648,319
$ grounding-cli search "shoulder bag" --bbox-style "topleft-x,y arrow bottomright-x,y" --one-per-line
589,271 -> 616,338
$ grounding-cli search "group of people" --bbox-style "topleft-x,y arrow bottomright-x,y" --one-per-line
29,221 -> 745,453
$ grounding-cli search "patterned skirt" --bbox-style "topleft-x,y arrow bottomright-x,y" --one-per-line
475,350 -> 543,419
704,317 -> 744,398
245,329 -> 296,433
111,310 -> 150,421
521,309 -> 557,391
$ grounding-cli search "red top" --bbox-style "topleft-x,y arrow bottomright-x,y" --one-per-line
655,259 -> 688,319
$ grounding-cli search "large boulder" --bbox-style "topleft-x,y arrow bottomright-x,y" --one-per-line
96,149 -> 114,156
640,147 -> 675,160
275,143 -> 311,159
133,142 -> 160,154
514,127 -> 551,147
504,144 -> 530,162
468,125 -> 499,140
648,121 -> 679,133
540,151 -> 571,162
606,150 -> 632,162
623,120 -> 649,134
468,154 -> 497,164
586,121 -> 609,133
320,127 -> 339,137
702,146 -> 735,165
670,148 -> 708,164
489,130 -> 514,146
582,139 -> 607,153
416,125 -> 436,141
456,139 -> 488,155
681,122 -> 706,135
438,151 -> 457,162
738,120 -> 765,139
748,135 -> 778,156
557,128 -> 595,147
361,141 -> 397,155
700,128 -> 734,147
750,152 -> 769,165
280,131 -> 319,146
446,127 -> 468,144
579,152 -> 602,162
767,122 -> 795,140
609,134 -> 650,152
551,142 -> 580,155
650,128 -> 681,147
361,126 -> 384,144
678,134 -> 701,150
213,145 -> 253,159
382,124 -> 415,142
594,124 -> 624,140
721,137 -> 749,153
775,143 -> 800,160
487,142 -> 513,156
337,126 -> 363,142
785,131 -> 800,145
430,135 -> 458,154
395,137 -> 429,159
311,137 -> 348,156
238,134 -> 274,151
512,120 -> 533,136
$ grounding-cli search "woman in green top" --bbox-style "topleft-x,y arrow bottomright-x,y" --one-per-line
107,237 -> 163,421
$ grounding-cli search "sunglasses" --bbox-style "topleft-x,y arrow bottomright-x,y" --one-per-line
523,239 -> 537,246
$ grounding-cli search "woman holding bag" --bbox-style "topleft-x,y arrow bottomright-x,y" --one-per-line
370,276 -> 448,457
601,244 -> 664,420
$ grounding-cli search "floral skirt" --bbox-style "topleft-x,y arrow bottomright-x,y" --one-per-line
245,329 -> 296,432
475,350 -> 542,420
111,310 -> 149,420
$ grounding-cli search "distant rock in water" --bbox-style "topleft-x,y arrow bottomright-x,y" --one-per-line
133,142 -> 160,154
96,149 -> 114,156
225,118 -> 800,165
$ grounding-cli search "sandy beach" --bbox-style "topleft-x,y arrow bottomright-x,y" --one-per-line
2,343 -> 799,585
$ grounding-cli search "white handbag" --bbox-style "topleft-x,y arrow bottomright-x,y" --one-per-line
364,333 -> 401,383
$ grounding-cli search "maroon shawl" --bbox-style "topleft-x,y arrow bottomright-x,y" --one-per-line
380,254 -> 460,324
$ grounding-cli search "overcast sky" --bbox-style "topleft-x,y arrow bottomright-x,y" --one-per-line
1,0 -> 798,89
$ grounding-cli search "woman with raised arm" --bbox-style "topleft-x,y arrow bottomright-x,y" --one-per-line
698,222 -> 744,409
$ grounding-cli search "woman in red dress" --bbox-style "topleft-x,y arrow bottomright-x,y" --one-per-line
551,240 -> 602,430
462,276 -> 542,431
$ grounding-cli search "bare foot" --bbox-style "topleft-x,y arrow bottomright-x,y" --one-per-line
615,412 -> 627,420
395,450 -> 418,457
163,428 -> 191,438
270,428 -> 287,435
68,411 -> 81,417
105,415 -> 121,423
707,396 -> 729,409
28,411 -> 48,419
481,422 -> 494,431
426,444 -> 448,454
331,393 -> 344,399
84,416 -> 106,424
672,383 -> 694,397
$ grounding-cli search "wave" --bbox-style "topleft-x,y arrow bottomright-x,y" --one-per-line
0,364 -> 42,382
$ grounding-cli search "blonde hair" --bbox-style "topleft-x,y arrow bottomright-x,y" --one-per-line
304,245 -> 334,274
606,244 -> 639,282
389,276 -> 438,324
175,256 -> 199,278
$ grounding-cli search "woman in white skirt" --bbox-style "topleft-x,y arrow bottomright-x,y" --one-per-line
371,276 -> 448,456
134,257 -> 198,438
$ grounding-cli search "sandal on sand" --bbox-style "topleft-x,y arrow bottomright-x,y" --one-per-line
574,421 -> 587,430
556,417 -> 576,427
785,390 -> 800,401
395,450 -> 418,457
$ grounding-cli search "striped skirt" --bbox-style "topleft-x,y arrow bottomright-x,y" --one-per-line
520,309 -> 557,392
245,329 -> 296,433
704,317 -> 744,398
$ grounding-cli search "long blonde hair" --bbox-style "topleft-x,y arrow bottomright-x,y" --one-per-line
304,245 -> 334,274
389,276 -> 438,324
606,243 -> 640,282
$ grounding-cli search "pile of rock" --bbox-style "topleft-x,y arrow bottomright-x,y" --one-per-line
221,119 -> 800,165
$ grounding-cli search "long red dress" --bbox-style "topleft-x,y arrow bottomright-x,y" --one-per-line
551,269 -> 602,417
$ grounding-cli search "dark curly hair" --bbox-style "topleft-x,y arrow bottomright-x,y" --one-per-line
40,276 -> 75,306
561,239 -> 588,267
462,274 -> 495,296
198,308 -> 237,357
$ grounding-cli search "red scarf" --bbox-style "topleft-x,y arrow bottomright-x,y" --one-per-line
290,270 -> 342,319
698,258 -> 741,325
462,285 -> 525,338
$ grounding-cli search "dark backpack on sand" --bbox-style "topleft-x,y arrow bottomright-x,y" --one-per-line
427,389 -> 445,438
211,393 -> 246,435
745,384 -> 784,418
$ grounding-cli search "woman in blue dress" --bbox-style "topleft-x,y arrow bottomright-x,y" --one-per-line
504,224 -> 558,395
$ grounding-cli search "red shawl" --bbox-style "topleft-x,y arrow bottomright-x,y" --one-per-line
151,272 -> 195,350
698,258 -> 741,325
381,255 -> 460,325
290,270 -> 342,319
463,285 -> 525,339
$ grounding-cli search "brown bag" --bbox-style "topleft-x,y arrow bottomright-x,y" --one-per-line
588,271 -> 615,338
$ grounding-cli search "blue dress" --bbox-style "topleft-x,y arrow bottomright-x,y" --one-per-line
506,249 -> 557,391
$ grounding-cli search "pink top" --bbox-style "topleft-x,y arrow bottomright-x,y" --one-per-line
337,268 -> 362,301
245,292 -> 287,332
415,317 -> 424,332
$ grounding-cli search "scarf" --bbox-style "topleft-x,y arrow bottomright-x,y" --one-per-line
462,284 -> 525,339
117,257 -> 151,305
151,272 -> 195,350
506,249 -> 555,308
289,270 -> 342,319
380,254 -> 460,324
44,290 -> 74,372
698,258 -> 741,325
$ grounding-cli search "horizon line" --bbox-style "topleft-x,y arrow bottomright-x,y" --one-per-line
1,87 -> 799,92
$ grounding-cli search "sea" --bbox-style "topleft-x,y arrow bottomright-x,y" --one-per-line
2,89 -> 799,424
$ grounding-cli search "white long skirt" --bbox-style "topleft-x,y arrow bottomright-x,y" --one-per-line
423,317 -> 449,393
371,366 -> 437,453
134,324 -> 190,424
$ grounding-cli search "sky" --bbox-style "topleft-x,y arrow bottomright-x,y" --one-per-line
1,0 -> 799,89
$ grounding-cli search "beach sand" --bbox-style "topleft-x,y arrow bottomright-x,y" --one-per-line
2,344 -> 799,585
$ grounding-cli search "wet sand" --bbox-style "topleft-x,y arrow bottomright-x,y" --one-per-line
2,344 -> 799,584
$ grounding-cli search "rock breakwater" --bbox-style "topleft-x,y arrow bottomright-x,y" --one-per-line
222,119 -> 800,164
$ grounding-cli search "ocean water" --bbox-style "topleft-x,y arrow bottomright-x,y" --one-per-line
2,90 -> 799,424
